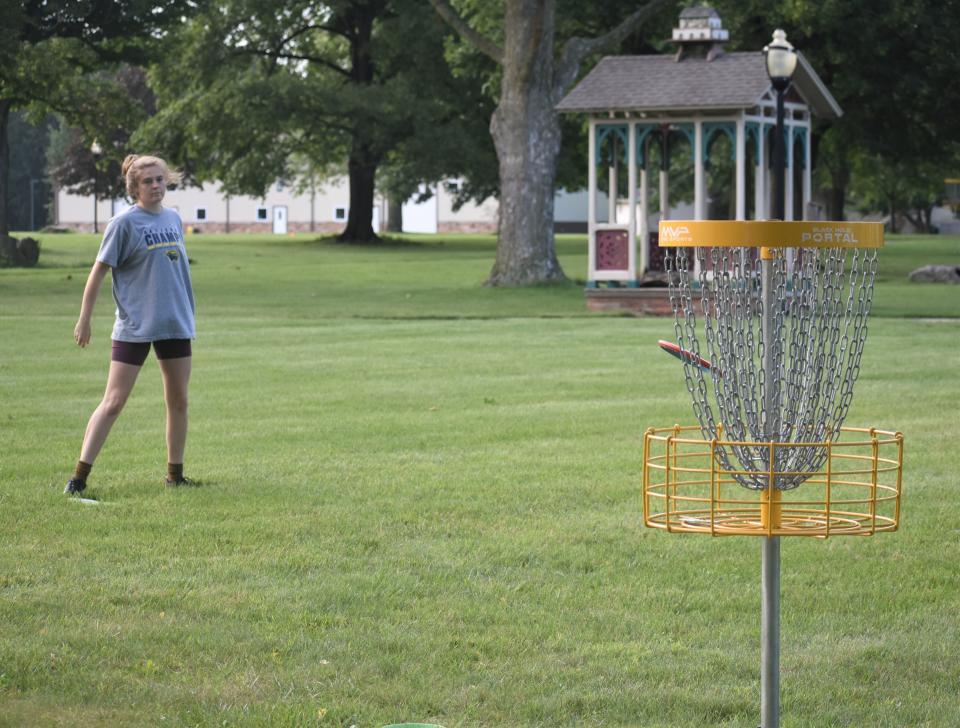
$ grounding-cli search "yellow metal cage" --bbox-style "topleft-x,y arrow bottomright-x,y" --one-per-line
643,425 -> 902,537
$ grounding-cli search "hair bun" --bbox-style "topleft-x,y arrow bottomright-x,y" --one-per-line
121,154 -> 140,177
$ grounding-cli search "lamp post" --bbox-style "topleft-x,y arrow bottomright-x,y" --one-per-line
765,30 -> 798,221
90,141 -> 103,234
759,29 -> 797,728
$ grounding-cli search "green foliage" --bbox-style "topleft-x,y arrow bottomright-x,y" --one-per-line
850,150 -> 960,233
0,232 -> 958,724
0,0 -> 196,235
45,66 -> 157,201
2,1 -> 190,123
6,112 -> 54,232
139,0 -> 495,206
434,0 -> 681,199
713,0 -> 960,218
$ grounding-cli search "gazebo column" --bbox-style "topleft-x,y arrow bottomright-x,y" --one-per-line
803,126 -> 812,219
638,144 -> 649,274
756,124 -> 767,219
735,117 -> 746,220
784,124 -> 796,273
608,145 -> 618,223
659,129 -> 669,221
587,118 -> 597,279
694,119 -> 705,220
785,124 -> 794,221
627,122 -> 637,283
693,119 -> 705,280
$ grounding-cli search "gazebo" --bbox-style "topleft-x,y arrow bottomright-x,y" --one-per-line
557,7 -> 841,309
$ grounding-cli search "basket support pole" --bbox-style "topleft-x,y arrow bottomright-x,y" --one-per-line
761,535 -> 781,728
760,248 -> 780,728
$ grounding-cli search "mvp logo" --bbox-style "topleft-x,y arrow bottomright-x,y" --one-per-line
661,225 -> 691,241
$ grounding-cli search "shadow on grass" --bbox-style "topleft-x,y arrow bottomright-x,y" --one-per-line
303,233 -> 501,254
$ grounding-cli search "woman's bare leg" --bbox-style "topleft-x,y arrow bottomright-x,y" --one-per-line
159,356 -> 191,465
79,361 -> 143,463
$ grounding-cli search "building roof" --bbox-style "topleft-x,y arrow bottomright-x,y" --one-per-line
556,51 -> 842,119
679,6 -> 720,19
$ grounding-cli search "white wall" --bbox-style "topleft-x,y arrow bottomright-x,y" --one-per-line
57,176 -> 607,233
555,188 -> 594,222
57,178 -> 356,230
436,180 -> 498,225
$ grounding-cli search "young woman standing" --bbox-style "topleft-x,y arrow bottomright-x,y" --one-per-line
65,154 -> 196,494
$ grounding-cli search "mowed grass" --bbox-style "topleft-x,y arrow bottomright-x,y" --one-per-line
1,232 -> 958,727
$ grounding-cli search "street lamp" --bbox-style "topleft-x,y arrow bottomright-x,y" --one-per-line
90,140 -> 103,233
764,29 -> 798,221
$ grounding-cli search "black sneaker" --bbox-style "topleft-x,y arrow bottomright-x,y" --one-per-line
64,478 -> 87,495
165,476 -> 198,487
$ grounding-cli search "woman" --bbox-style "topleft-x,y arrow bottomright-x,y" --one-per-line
65,154 -> 196,494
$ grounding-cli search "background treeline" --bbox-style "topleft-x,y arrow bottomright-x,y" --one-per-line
5,1 -> 960,256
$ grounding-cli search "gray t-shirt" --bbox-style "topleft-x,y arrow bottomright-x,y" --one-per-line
96,206 -> 196,342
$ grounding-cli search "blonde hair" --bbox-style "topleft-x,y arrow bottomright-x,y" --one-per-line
122,154 -> 183,201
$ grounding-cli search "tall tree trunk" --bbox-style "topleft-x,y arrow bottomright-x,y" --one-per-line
887,193 -> 899,233
430,0 -> 669,285
826,161 -> 848,221
338,1 -> 381,244
386,195 -> 402,232
0,99 -> 12,239
487,0 -> 565,286
339,138 -> 379,243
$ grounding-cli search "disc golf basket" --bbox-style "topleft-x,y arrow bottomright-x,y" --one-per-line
642,220 -> 903,728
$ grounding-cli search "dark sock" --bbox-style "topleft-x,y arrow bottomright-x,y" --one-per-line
167,463 -> 184,482
72,460 -> 92,482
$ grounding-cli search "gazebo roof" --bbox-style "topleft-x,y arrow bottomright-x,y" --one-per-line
680,6 -> 720,19
557,52 -> 842,119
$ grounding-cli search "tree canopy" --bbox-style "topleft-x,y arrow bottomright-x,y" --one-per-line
0,0 -> 192,237
8,0 -> 960,261
137,0 -> 496,243
714,0 -> 960,220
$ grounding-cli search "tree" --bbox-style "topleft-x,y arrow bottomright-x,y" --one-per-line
715,0 -> 960,220
47,66 -> 157,204
6,111 -> 55,231
849,149 -> 958,233
428,0 -> 673,285
0,0 -> 192,238
139,0 -> 494,244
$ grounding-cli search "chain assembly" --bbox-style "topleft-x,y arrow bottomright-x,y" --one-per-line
665,245 -> 878,490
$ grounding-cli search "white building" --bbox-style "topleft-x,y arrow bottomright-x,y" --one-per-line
55,176 -> 502,235
55,175 -> 608,235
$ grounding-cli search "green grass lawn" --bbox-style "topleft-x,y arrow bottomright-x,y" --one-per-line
1,232 -> 958,727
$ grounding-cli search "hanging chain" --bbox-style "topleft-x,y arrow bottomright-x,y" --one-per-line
667,245 -> 878,490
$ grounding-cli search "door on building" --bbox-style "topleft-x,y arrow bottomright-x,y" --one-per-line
401,184 -> 438,233
272,205 -> 288,234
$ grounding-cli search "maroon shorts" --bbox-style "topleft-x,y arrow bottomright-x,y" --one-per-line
111,339 -> 192,366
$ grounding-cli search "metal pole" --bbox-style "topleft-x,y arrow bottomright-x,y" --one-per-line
760,251 -> 780,728
761,539 -> 781,728
760,81 -> 787,728
773,87 -> 786,221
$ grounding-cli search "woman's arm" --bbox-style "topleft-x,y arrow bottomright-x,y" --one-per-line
74,262 -> 111,347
